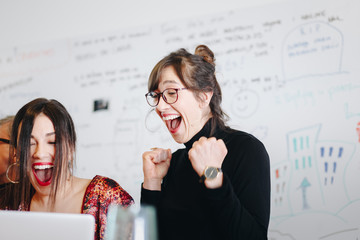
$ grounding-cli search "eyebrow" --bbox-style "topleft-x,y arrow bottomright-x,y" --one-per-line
161,79 -> 180,85
31,132 -> 56,138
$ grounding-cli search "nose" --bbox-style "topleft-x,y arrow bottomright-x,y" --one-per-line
32,143 -> 48,159
156,95 -> 170,111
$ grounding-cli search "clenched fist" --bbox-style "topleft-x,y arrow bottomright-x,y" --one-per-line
142,148 -> 172,190
188,137 -> 227,188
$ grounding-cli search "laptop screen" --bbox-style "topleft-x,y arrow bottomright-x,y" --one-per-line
0,210 -> 95,240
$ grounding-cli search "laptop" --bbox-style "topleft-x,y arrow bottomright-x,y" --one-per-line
0,210 -> 95,240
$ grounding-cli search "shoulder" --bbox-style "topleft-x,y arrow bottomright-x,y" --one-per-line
86,175 -> 131,196
88,175 -> 121,189
221,127 -> 266,150
220,128 -> 270,166
85,175 -> 134,205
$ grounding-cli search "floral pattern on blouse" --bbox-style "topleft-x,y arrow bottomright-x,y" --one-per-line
82,175 -> 134,240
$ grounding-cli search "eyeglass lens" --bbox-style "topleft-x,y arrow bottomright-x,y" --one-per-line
146,89 -> 179,107
163,89 -> 178,104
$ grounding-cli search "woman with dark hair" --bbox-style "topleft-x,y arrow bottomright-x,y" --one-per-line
141,45 -> 271,239
1,98 -> 134,240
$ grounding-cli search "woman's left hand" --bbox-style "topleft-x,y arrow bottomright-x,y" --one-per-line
188,137 -> 227,188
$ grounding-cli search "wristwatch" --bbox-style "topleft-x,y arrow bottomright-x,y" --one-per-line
199,166 -> 222,183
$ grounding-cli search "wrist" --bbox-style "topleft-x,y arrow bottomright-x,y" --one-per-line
199,166 -> 223,189
204,172 -> 223,189
143,178 -> 162,191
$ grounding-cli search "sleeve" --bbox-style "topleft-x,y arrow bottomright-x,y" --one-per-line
84,176 -> 134,240
140,184 -> 162,206
203,136 -> 271,239
100,178 -> 134,240
140,150 -> 179,207
102,177 -> 135,207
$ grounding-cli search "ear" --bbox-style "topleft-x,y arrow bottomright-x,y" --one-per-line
199,91 -> 213,108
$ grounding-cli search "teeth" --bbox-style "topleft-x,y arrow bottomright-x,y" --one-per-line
34,165 -> 54,170
163,115 -> 180,121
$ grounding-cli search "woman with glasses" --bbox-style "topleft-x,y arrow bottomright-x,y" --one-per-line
141,45 -> 271,240
1,98 -> 134,240
0,116 -> 14,191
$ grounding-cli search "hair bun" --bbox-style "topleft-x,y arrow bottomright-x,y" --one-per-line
195,45 -> 215,66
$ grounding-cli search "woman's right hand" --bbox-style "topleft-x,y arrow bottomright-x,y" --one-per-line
142,148 -> 172,190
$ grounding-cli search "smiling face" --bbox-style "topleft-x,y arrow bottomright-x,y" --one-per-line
155,66 -> 212,144
29,113 -> 56,194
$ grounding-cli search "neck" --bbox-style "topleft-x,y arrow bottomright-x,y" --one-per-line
196,113 -> 212,132
31,176 -> 75,211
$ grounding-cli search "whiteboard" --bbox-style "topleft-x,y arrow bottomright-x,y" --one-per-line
0,0 -> 359,239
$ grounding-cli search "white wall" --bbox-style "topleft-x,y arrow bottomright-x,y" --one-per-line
0,0 -> 288,47
1,0 -> 360,239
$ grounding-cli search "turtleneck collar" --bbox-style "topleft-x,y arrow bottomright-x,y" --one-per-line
184,119 -> 213,150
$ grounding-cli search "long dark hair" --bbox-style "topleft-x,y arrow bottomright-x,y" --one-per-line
2,98 -> 76,210
148,45 -> 229,136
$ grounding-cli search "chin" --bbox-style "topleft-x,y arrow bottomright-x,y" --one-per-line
172,132 -> 191,144
169,132 -> 183,144
171,135 -> 183,144
174,138 -> 185,144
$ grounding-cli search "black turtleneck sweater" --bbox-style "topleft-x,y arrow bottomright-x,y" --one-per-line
141,121 -> 270,240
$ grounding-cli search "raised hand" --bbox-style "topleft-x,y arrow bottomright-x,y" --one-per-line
188,137 -> 227,188
142,148 -> 172,190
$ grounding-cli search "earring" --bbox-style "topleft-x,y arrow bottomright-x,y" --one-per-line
6,162 -> 20,184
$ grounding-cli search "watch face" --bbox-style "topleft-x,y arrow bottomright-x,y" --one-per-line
204,167 -> 218,179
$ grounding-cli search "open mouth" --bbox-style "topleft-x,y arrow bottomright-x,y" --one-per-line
163,114 -> 182,133
32,162 -> 54,186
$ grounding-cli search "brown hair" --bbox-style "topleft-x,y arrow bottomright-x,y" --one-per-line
0,116 -> 14,134
148,45 -> 229,135
2,98 -> 76,210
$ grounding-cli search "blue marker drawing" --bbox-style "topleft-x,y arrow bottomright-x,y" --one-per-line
338,147 -> 343,157
281,21 -> 344,81
324,162 -> 328,185
298,177 -> 311,210
329,146 -> 333,157
321,147 -> 325,157
324,162 -> 328,172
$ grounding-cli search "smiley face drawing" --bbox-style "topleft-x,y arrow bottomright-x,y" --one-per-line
231,89 -> 259,118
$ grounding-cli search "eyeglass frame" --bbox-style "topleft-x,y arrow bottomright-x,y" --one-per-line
145,88 -> 188,107
0,138 -> 10,144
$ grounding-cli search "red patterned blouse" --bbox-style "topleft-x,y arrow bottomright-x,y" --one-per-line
82,175 -> 134,240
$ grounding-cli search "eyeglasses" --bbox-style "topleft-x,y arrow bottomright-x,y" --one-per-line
145,88 -> 187,107
0,138 -> 10,144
